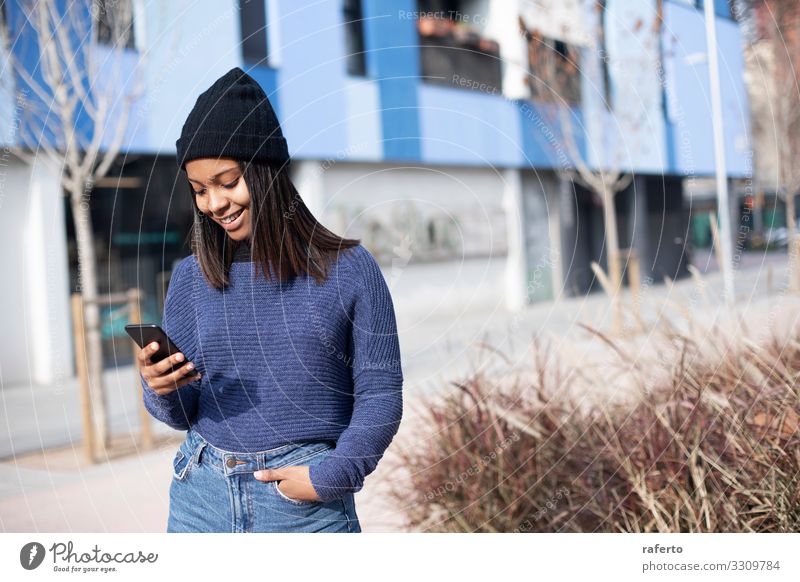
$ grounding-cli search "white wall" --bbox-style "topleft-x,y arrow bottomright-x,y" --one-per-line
485,0 -> 530,100
319,162 -> 509,259
297,162 -> 511,323
0,158 -> 29,385
518,0 -> 592,47
0,156 -> 72,388
25,158 -> 72,386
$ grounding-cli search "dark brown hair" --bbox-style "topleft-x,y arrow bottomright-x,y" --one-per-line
188,160 -> 360,289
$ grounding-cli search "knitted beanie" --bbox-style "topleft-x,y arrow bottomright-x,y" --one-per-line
175,67 -> 290,170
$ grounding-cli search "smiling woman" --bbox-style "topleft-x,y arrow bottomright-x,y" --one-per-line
135,67 -> 404,533
188,160 -> 249,233
185,154 -> 358,291
189,163 -> 244,214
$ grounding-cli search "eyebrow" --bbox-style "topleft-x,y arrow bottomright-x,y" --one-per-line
187,166 -> 240,184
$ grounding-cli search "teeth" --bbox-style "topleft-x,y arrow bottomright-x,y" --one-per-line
220,209 -> 242,224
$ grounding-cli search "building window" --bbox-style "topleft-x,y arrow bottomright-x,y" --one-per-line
416,0 -> 502,93
598,0 -> 612,109
0,1 -> 9,51
343,0 -> 366,76
711,0 -> 736,20
520,21 -> 581,105
671,0 -> 735,20
93,0 -> 136,50
1,2 -> 7,36
240,0 -> 269,65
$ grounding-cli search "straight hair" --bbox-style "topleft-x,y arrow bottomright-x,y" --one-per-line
187,160 -> 360,289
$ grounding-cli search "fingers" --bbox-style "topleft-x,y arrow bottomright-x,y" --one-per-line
147,361 -> 200,394
136,342 -> 155,368
137,341 -> 166,370
141,342 -> 191,375
145,371 -> 201,396
253,466 -> 305,481
255,467 -> 320,502
151,349 -> 189,376
139,342 -> 201,394
253,468 -> 282,481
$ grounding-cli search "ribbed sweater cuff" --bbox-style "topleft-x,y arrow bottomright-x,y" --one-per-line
140,376 -> 195,429
308,461 -> 358,503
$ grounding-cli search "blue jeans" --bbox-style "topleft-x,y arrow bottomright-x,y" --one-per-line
167,427 -> 361,533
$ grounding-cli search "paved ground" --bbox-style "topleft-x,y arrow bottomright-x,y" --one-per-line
1,249 -> 796,533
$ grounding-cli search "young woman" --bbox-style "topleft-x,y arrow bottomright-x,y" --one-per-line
136,67 -> 404,533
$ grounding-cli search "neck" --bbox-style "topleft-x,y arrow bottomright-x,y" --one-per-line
232,238 -> 251,262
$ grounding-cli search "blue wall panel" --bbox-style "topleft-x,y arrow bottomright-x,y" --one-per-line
274,1 -> 348,160
663,1 -> 750,177
92,44 -> 148,153
8,0 -> 94,152
362,0 -> 421,161
518,101 -> 586,170
418,84 -> 521,166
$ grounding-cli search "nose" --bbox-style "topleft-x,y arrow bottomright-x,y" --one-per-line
206,189 -> 229,215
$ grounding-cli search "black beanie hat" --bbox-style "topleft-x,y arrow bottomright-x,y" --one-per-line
175,67 -> 290,170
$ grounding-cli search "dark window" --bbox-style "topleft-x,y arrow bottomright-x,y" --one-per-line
715,0 -> 736,20
418,0 -> 460,12
0,1 -> 8,49
343,0 -> 366,76
416,0 -> 502,92
240,0 -> 269,65
520,24 -> 581,105
598,0 -> 612,109
681,0 -> 735,20
63,156 -> 193,369
94,0 -> 136,50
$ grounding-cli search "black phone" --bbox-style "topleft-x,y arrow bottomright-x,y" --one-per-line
125,324 -> 187,373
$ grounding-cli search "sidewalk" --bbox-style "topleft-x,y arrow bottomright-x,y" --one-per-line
0,250 -> 795,532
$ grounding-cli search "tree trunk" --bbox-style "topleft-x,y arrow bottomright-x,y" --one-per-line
70,190 -> 108,460
601,185 -> 624,333
787,191 -> 800,293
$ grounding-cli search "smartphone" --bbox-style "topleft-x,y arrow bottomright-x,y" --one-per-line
125,324 -> 187,374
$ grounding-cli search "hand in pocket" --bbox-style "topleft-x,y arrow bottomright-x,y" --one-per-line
254,465 -> 321,502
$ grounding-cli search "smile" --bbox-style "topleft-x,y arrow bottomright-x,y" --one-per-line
219,208 -> 244,225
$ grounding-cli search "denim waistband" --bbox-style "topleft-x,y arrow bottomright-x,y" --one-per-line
183,427 -> 334,477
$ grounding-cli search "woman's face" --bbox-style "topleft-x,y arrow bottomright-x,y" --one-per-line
186,157 -> 251,241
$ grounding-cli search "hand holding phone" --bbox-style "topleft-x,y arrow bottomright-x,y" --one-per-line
126,324 -> 201,395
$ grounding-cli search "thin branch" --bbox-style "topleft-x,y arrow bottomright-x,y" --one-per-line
51,1 -> 95,118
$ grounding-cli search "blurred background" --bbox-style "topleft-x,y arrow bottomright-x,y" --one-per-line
0,0 -> 798,533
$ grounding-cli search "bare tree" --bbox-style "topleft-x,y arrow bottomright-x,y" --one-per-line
1,0 -> 144,460
519,1 -> 664,332
740,0 -> 800,291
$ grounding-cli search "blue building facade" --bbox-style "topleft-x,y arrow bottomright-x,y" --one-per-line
0,0 -> 751,173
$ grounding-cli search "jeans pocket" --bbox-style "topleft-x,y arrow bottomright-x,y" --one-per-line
172,449 -> 192,481
273,480 -> 318,506
271,443 -> 333,506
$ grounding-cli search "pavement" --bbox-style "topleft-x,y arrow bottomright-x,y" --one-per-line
1,248 -> 796,532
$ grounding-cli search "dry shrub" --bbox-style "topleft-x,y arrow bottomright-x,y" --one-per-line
387,325 -> 800,532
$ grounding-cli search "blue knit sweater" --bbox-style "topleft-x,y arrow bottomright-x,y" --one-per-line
140,244 -> 403,503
